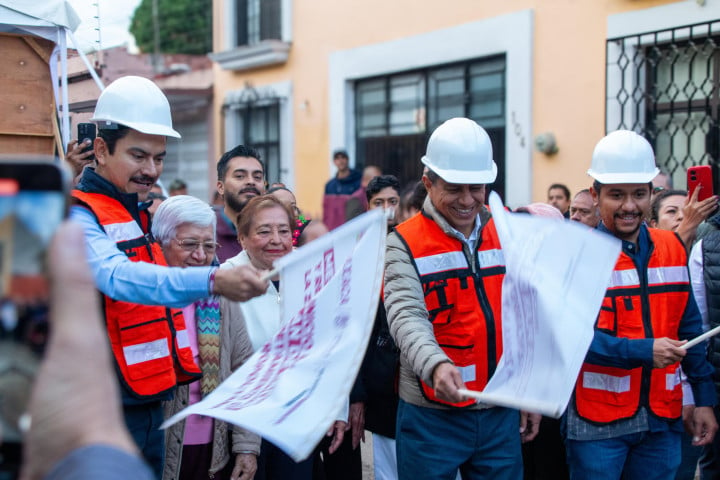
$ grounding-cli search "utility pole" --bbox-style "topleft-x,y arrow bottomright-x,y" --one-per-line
152,0 -> 163,73
93,1 -> 103,69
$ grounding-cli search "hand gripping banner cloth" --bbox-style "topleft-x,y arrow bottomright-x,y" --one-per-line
459,192 -> 621,417
162,209 -> 386,461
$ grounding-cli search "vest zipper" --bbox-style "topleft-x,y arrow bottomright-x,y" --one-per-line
145,233 -> 155,260
469,241 -> 498,380
634,240 -> 655,412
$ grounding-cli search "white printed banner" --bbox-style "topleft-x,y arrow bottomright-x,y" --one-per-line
162,209 -> 386,461
462,192 -> 621,417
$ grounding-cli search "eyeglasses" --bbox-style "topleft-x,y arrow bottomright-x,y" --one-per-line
174,239 -> 220,254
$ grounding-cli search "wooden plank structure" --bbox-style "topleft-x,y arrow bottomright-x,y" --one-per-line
0,33 -> 60,157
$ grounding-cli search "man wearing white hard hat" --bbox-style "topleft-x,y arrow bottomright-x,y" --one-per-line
384,118 -> 540,479
70,76 -> 268,477
565,130 -> 717,480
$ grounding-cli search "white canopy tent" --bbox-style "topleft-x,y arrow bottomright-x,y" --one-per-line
0,0 -> 104,155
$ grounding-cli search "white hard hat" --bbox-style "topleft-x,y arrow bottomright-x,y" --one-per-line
587,130 -> 658,184
421,118 -> 497,184
91,76 -> 181,138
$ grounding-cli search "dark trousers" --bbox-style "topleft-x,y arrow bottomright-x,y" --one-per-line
396,400 -> 521,480
522,416 -> 569,480
676,430 -> 701,480
178,442 -> 235,480
313,432 -> 362,480
700,405 -> 720,479
256,439 -> 314,480
124,402 -> 165,480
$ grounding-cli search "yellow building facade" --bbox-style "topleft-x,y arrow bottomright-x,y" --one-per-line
210,0 -> 720,211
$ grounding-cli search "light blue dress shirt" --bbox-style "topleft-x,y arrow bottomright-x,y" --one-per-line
70,205 -> 215,309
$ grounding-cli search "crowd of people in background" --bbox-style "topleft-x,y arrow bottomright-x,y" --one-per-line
12,74 -> 720,480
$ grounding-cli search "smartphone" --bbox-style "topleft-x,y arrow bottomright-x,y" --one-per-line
0,158 -> 66,473
77,122 -> 96,161
688,165 -> 714,201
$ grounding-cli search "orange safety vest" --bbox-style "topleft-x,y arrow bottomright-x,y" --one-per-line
72,190 -> 201,400
575,228 -> 689,423
394,212 -> 504,407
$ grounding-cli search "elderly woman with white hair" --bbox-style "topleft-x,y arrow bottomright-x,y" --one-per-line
151,195 -> 260,480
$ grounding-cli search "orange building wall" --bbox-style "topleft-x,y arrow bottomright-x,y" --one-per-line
213,0 -> 685,213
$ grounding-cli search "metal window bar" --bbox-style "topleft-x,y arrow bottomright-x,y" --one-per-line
247,0 -> 260,44
355,55 -> 506,139
235,102 -> 281,184
606,20 -> 720,182
260,0 -> 282,41
236,0 -> 248,46
222,85 -> 282,184
236,0 -> 281,46
353,56 -> 506,193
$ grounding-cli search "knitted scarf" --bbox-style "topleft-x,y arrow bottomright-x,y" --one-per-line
195,296 -> 221,396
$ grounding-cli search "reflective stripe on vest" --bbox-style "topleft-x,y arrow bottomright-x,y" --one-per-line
104,220 -> 145,243
175,329 -> 190,350
415,251 -> 466,276
648,266 -> 689,285
575,227 -> 689,423
583,370 -> 684,394
123,339 -> 171,366
666,370 -> 682,391
458,364 -> 477,383
583,371 -> 631,393
609,266 -> 689,289
415,249 -> 505,276
168,310 -> 202,384
478,249 -> 505,269
395,211 -> 504,408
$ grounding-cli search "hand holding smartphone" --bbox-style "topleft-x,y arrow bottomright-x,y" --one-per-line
688,165 -> 714,201
0,158 -> 66,474
77,122 -> 96,161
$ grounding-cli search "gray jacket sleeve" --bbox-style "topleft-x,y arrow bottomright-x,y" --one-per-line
384,231 -> 450,386
220,298 -> 262,455
45,445 -> 154,480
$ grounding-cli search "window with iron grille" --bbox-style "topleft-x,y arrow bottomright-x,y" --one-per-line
236,0 -> 282,47
355,55 -> 506,193
233,103 -> 281,184
606,21 -> 720,189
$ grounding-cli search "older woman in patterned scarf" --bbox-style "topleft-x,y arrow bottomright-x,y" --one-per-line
153,195 -> 260,480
